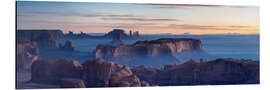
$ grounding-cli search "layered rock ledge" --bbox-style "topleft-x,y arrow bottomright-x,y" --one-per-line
94,38 -> 208,67
27,58 -> 259,88
132,58 -> 259,85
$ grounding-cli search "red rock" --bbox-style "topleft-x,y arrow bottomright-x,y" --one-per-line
82,58 -> 147,87
31,58 -> 83,84
82,58 -> 118,87
153,58 -> 259,85
94,38 -> 207,67
131,65 -> 161,85
60,78 -> 86,88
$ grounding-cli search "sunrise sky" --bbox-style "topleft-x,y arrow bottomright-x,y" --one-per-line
17,1 -> 259,34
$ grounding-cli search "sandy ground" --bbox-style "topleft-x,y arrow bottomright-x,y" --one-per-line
16,70 -> 59,89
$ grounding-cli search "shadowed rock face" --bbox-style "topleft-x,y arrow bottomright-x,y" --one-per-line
17,30 -> 64,41
26,58 -> 258,88
32,32 -> 59,48
60,40 -> 75,51
31,58 -> 83,84
131,65 -> 161,85
82,58 -> 148,87
17,30 -> 64,49
94,38 -> 208,67
105,29 -> 129,38
132,58 -> 259,86
17,40 -> 39,70
60,78 -> 86,88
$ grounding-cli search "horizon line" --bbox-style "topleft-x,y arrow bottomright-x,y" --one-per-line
16,29 -> 260,35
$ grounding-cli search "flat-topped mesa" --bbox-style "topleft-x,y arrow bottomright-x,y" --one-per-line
134,38 -> 203,52
94,38 -> 207,67
17,29 -> 64,41
105,29 -> 129,38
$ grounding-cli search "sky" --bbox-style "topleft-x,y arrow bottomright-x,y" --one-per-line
17,1 -> 259,34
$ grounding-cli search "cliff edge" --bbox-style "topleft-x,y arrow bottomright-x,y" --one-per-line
94,38 -> 208,67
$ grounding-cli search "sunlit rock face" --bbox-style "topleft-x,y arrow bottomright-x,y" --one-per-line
82,58 -> 147,87
31,58 -> 83,84
94,38 -> 208,67
17,40 -> 39,70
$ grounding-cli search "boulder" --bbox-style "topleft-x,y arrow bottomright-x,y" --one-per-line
60,78 -> 86,88
31,58 -> 83,84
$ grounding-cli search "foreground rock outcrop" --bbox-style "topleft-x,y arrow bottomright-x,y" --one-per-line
60,78 -> 86,88
31,58 -> 83,84
17,40 -> 39,70
132,58 -> 260,85
94,38 -> 208,67
131,65 -> 161,85
82,58 -> 148,87
27,57 -> 259,88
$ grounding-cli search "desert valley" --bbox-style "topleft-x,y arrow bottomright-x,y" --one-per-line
16,29 -> 259,88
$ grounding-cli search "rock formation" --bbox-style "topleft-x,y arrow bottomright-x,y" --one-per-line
60,78 -> 86,88
17,40 -> 39,70
131,58 -> 260,86
109,66 -> 141,87
31,32 -> 59,48
110,32 -> 123,46
94,38 -> 208,67
17,30 -> 64,41
26,57 -> 258,88
31,58 -> 83,84
82,58 -> 148,87
105,29 -> 129,38
131,65 -> 161,85
60,40 -> 75,51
